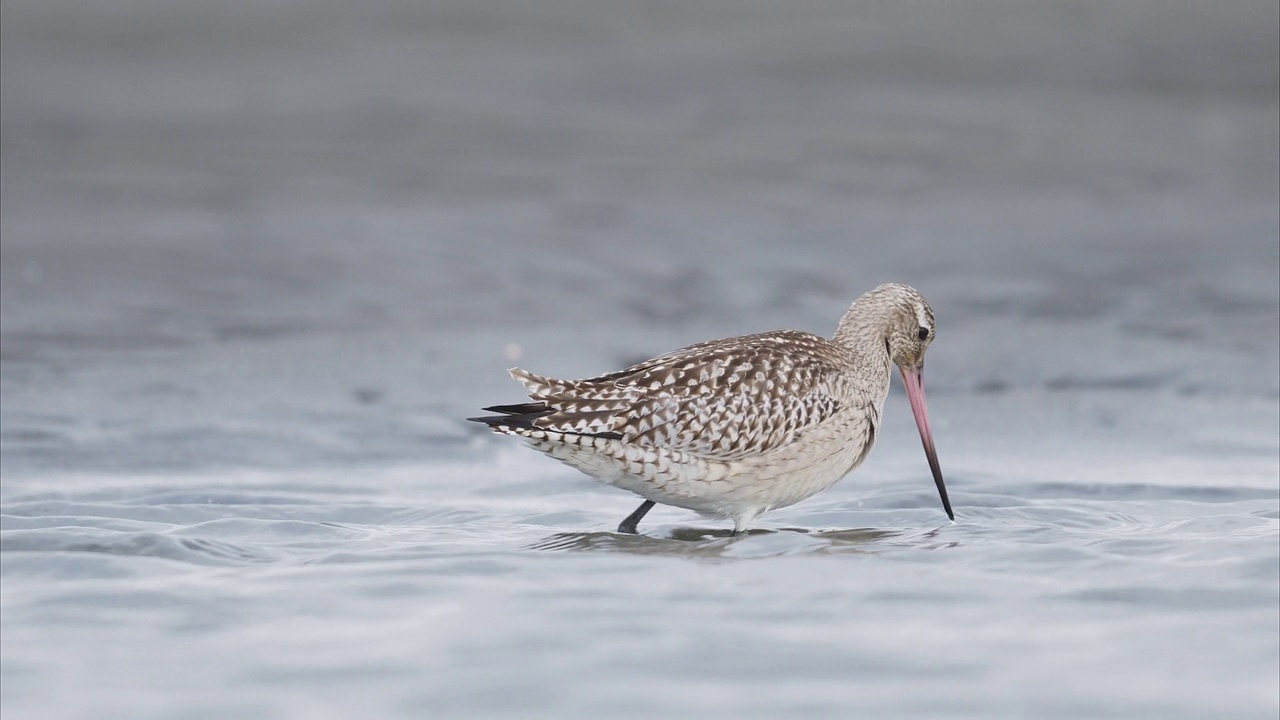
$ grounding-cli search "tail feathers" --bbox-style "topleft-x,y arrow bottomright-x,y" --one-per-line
509,368 -> 561,397
475,369 -> 626,440
468,403 -> 623,440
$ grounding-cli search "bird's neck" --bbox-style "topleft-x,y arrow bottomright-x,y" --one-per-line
831,296 -> 893,356
831,299 -> 895,391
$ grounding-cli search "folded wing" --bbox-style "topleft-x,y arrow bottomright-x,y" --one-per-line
493,331 -> 855,460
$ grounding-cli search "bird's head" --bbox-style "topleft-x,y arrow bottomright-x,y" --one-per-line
879,283 -> 937,371
838,283 -> 953,521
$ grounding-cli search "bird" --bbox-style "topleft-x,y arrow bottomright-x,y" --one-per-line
469,282 -> 954,535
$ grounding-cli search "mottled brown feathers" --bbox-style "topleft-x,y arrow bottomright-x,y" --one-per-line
495,331 -> 855,460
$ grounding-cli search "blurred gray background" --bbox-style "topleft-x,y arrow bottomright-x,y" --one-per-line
2,0 -> 1276,475
1,2 -> 1278,719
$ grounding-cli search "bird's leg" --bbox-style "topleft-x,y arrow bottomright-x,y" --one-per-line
617,500 -> 656,534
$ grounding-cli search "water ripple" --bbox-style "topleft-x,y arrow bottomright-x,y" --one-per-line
1,528 -> 274,565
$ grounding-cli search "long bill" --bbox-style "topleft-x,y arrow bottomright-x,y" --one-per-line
899,364 -> 955,521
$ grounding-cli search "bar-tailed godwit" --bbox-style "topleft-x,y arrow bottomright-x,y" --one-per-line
470,282 -> 953,534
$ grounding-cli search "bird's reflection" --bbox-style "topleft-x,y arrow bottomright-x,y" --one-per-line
527,526 -> 914,557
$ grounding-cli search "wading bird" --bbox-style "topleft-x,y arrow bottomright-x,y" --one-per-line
470,283 -> 953,534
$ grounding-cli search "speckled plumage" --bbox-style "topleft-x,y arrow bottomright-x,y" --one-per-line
471,283 -> 951,532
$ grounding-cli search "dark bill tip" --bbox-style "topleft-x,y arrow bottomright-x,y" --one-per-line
899,365 -> 955,521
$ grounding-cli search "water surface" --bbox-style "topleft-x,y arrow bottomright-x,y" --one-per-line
2,1 -> 1278,718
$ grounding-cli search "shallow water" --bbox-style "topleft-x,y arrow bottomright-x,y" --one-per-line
2,461 -> 1277,719
2,1 -> 1279,718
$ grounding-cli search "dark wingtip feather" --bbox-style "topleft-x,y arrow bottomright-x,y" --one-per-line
468,410 -> 624,440
468,414 -> 536,430
470,401 -> 552,431
481,402 -> 551,415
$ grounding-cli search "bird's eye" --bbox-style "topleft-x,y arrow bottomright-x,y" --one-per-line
917,327 -> 930,341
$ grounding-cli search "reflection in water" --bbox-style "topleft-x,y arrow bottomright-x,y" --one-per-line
527,526 -> 943,557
